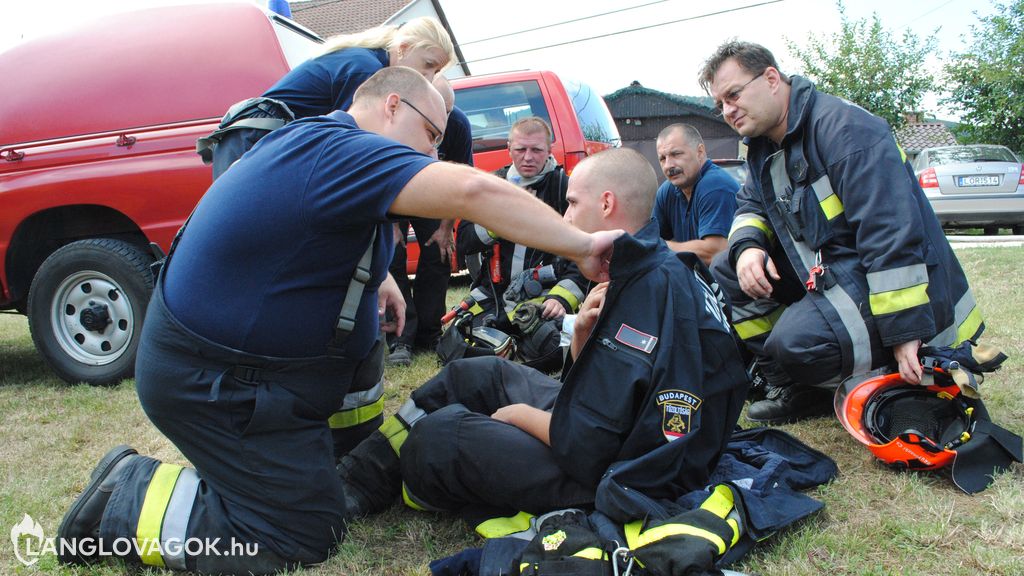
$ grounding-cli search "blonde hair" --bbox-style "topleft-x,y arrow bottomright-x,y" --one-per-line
322,17 -> 457,71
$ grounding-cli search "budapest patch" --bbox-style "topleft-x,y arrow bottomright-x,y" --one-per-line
615,323 -> 657,353
656,390 -> 703,442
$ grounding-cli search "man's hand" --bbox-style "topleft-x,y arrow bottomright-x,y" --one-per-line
492,403 -> 552,446
571,282 -> 608,360
577,230 -> 623,283
424,219 -> 455,264
893,339 -> 923,385
378,272 -> 406,336
736,247 -> 780,299
541,298 -> 567,320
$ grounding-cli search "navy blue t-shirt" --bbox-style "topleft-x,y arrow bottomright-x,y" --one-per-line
438,106 -> 474,166
262,48 -> 389,118
164,110 -> 434,359
653,159 -> 739,243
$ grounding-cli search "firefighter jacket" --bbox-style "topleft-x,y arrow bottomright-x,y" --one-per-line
550,221 -> 750,498
457,165 -> 586,314
727,76 -> 984,380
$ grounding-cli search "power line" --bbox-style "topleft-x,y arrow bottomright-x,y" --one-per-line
896,0 -> 961,30
461,0 -> 785,65
460,0 -> 676,46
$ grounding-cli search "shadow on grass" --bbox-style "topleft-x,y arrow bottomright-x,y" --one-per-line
0,346 -> 56,387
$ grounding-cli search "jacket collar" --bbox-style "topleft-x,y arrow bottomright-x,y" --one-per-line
780,75 -> 816,146
609,220 -> 668,280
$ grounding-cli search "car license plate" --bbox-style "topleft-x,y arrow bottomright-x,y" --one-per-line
956,175 -> 1000,187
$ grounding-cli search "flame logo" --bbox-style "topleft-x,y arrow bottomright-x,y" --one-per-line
11,514 -> 45,566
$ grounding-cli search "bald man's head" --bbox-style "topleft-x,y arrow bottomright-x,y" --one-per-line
432,75 -> 455,115
563,148 -> 657,234
349,67 -> 446,155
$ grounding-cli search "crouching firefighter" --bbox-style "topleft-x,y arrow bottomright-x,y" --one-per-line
55,68 -> 619,575
339,150 -> 750,556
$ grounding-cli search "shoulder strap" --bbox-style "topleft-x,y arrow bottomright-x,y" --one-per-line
327,227 -> 379,356
196,118 -> 292,163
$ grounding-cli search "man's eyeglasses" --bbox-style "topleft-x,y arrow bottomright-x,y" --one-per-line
400,97 -> 444,149
713,71 -> 765,117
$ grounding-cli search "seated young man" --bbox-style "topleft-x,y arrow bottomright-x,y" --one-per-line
339,148 -> 750,532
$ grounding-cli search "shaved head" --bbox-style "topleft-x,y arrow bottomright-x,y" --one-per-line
564,148 -> 657,234
578,148 -> 656,228
432,75 -> 455,114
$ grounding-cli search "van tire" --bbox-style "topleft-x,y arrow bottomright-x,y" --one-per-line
27,239 -> 154,385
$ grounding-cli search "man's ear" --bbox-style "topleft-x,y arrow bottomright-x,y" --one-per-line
764,66 -> 782,92
384,93 -> 401,122
601,190 -> 615,217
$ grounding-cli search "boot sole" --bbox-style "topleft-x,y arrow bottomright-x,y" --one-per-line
57,445 -> 138,564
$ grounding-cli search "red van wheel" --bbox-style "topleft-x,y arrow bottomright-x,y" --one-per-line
27,239 -> 154,385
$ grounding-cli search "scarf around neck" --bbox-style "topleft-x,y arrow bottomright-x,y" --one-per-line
506,155 -> 557,188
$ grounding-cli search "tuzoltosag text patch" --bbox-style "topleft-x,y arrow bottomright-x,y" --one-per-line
657,390 -> 703,442
615,323 -> 658,354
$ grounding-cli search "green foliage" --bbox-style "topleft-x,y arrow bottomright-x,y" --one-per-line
785,1 -> 937,129
942,0 -> 1024,155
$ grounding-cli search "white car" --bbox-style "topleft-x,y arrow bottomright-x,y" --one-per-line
913,144 -> 1024,235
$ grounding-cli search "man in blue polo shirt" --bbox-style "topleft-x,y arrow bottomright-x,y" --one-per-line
56,67 -> 619,575
653,123 -> 739,265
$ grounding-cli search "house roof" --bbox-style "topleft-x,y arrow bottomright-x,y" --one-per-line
289,0 -> 411,38
288,0 -> 469,75
604,82 -> 716,119
896,122 -> 958,154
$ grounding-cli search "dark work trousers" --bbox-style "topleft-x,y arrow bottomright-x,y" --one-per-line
389,217 -> 452,350
101,281 -> 357,574
211,127 -> 270,181
400,357 -> 596,525
711,248 -> 878,389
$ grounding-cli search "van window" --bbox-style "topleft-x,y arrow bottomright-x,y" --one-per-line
271,16 -> 324,69
455,80 -> 553,154
561,78 -> 621,146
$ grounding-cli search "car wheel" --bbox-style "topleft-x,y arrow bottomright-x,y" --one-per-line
28,239 -> 154,385
983,225 -> 1000,236
1013,225 -> 1024,236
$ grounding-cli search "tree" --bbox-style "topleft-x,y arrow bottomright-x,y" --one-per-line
943,1 -> 1024,154
785,1 -> 937,130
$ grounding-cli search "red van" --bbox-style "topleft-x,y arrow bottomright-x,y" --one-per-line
0,4 -> 322,384
404,70 -> 621,274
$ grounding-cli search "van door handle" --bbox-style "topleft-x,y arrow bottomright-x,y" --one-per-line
2,149 -> 25,161
116,134 -> 137,147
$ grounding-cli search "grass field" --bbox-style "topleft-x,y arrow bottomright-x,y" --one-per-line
2,247 -> 1022,575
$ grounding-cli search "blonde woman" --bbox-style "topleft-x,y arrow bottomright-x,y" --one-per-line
208,16 -> 456,178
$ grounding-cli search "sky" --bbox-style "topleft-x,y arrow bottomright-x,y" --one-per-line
0,0 -> 1003,119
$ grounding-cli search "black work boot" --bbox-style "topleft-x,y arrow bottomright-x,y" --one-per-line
58,445 -> 139,565
746,385 -> 833,425
337,428 -> 403,519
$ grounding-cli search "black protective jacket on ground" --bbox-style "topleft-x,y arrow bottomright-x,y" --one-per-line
456,165 -> 585,313
727,76 -> 983,380
550,221 -> 749,499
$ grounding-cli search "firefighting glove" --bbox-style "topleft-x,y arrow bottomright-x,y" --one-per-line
519,509 -> 612,576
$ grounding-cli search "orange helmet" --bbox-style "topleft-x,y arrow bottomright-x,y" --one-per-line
834,368 -> 1022,493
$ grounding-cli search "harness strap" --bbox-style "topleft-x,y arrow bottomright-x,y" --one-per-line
327,227 -> 378,355
196,97 -> 295,163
